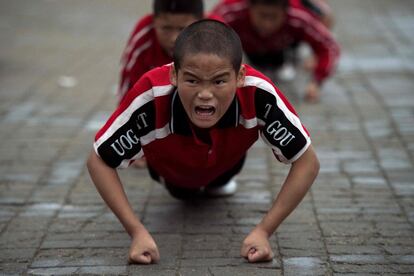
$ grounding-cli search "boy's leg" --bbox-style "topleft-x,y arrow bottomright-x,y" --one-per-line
164,185 -> 203,200
246,51 -> 296,81
246,52 -> 285,70
147,156 -> 245,199
147,165 -> 202,200
204,156 -> 246,197
285,41 -> 300,66
206,155 -> 246,188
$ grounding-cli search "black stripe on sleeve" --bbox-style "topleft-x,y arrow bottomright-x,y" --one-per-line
97,101 -> 155,168
301,0 -> 324,17
255,88 -> 307,161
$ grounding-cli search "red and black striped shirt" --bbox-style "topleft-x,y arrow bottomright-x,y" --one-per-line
95,64 -> 311,188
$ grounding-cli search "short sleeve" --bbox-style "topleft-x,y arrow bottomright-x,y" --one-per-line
94,77 -> 157,169
255,87 -> 311,163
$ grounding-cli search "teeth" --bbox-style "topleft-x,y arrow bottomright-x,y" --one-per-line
195,106 -> 214,115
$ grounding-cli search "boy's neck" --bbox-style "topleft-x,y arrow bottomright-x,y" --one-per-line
192,125 -> 212,145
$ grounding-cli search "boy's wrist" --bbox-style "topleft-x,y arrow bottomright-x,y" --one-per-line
254,223 -> 273,238
311,78 -> 322,87
256,211 -> 285,238
127,222 -> 147,238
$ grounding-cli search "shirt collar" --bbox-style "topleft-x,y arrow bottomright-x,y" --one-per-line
170,89 -> 239,136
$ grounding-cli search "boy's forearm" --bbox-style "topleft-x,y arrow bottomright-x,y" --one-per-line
87,151 -> 145,237
256,146 -> 320,236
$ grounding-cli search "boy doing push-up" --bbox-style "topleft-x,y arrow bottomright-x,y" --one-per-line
87,19 -> 319,264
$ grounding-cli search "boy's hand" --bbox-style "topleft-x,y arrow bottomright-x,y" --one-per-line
128,228 -> 160,264
305,81 -> 321,103
241,228 -> 274,263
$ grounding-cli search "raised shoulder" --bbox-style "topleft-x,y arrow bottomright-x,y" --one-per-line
241,65 -> 311,163
210,0 -> 249,22
95,64 -> 175,168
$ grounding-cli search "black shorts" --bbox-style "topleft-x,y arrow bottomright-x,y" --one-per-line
246,42 -> 300,69
147,156 -> 246,200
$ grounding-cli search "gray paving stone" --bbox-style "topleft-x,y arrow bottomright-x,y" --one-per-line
78,265 -> 128,275
283,257 -> 327,276
384,246 -> 414,255
0,248 -> 37,262
330,254 -> 387,264
331,264 -> 403,274
32,248 -> 127,267
128,266 -> 176,276
180,257 -> 241,267
27,267 -> 79,276
0,230 -> 44,248
41,239 -> 130,250
210,266 -> 282,276
332,274 -> 390,276
81,221 -> 125,232
0,206 -> 20,223
388,255 -> 414,265
182,250 -> 227,259
326,245 -> 383,255
0,262 -> 29,276
6,217 -> 51,232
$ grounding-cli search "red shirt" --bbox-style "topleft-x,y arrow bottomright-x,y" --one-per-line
95,64 -> 311,188
210,0 -> 340,84
118,14 -> 171,102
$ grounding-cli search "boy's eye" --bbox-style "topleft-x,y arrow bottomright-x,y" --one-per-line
185,79 -> 198,84
161,26 -> 175,33
215,80 -> 226,85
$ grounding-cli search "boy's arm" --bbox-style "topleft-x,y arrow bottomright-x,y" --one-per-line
298,15 -> 340,101
241,145 -> 319,262
303,20 -> 340,85
86,150 -> 160,264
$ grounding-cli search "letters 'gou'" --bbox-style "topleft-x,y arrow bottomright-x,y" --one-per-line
266,120 -> 296,147
263,103 -> 295,147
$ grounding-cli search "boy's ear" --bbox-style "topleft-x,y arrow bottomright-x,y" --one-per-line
170,65 -> 177,86
236,65 -> 246,88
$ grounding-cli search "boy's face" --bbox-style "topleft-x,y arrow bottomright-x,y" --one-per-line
249,4 -> 286,37
170,53 -> 245,129
154,13 -> 199,57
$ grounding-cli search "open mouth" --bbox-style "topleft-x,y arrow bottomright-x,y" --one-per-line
195,105 -> 215,117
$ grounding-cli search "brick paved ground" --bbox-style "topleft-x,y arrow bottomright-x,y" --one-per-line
0,0 -> 413,275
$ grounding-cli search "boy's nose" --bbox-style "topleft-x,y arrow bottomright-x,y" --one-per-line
197,88 -> 213,99
261,22 -> 276,35
170,29 -> 181,43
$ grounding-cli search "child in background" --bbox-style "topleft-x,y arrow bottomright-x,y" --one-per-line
87,19 -> 319,264
119,0 -> 204,167
118,0 -> 204,102
210,0 -> 340,102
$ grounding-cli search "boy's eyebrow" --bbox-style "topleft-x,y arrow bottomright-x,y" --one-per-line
182,71 -> 231,80
212,72 -> 231,79
182,71 -> 199,78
